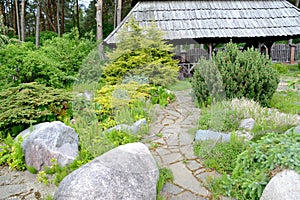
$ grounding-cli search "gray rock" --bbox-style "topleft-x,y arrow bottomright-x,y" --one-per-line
260,170 -> 300,200
0,166 -> 57,200
18,121 -> 78,171
194,130 -> 230,142
54,142 -> 159,200
76,90 -> 93,101
239,118 -> 255,130
235,130 -> 253,141
106,124 -> 132,133
132,118 -> 147,134
285,126 -> 300,134
106,118 -> 147,134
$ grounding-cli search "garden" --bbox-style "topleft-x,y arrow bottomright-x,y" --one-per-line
192,42 -> 300,199
0,16 -> 300,200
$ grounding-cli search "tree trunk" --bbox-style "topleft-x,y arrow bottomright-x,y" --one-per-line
0,2 -> 5,35
295,0 -> 300,7
76,0 -> 80,33
61,0 -> 64,34
36,0 -> 40,48
95,0 -> 104,58
56,0 -> 61,36
116,0 -> 122,26
114,0 -> 117,28
21,0 -> 25,42
15,0 -> 20,40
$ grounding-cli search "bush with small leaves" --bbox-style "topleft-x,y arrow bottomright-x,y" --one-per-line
102,18 -> 179,86
192,42 -> 279,106
0,82 -> 72,138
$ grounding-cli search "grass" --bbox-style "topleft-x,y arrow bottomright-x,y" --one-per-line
166,79 -> 192,91
270,90 -> 300,115
194,133 -> 247,173
157,167 -> 174,200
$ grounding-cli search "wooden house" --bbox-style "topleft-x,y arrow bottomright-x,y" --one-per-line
104,0 -> 300,61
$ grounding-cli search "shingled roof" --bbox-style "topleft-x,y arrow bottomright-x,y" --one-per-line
104,0 -> 300,45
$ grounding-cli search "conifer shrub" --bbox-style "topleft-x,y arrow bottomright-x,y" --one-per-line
0,82 -> 72,138
102,18 -> 179,86
192,42 -> 279,106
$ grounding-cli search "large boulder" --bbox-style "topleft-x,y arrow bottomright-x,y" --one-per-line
18,121 -> 78,171
194,130 -> 230,142
54,142 -> 159,200
260,170 -> 300,200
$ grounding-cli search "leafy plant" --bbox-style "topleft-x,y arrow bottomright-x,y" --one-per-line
194,133 -> 247,173
211,133 -> 300,200
192,42 -> 279,106
103,18 -> 179,86
157,167 -> 174,200
0,135 -> 26,170
94,82 -> 151,127
104,130 -> 141,147
0,82 -> 72,138
37,147 -> 94,186
150,86 -> 175,106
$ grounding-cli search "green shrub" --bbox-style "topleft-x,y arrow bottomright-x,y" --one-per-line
0,29 -> 94,89
192,42 -> 279,106
0,82 -> 72,138
0,135 -> 26,170
94,82 -> 152,127
272,63 -> 288,74
215,133 -> 300,200
103,18 -> 179,86
194,133 -> 247,173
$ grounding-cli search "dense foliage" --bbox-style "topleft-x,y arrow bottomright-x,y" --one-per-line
0,29 -> 94,89
0,82 -> 72,138
103,18 -> 179,86
194,133 -> 247,173
0,135 -> 26,170
212,133 -> 300,200
192,42 -> 279,106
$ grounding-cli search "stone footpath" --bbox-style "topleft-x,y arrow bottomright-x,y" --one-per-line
0,89 -> 224,200
143,89 -> 222,200
0,166 -> 57,199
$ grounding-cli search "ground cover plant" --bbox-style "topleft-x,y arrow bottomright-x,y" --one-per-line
197,98 -> 299,136
194,133 -> 247,173
207,133 -> 300,200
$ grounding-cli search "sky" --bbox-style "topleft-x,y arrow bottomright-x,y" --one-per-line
79,0 -> 91,8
